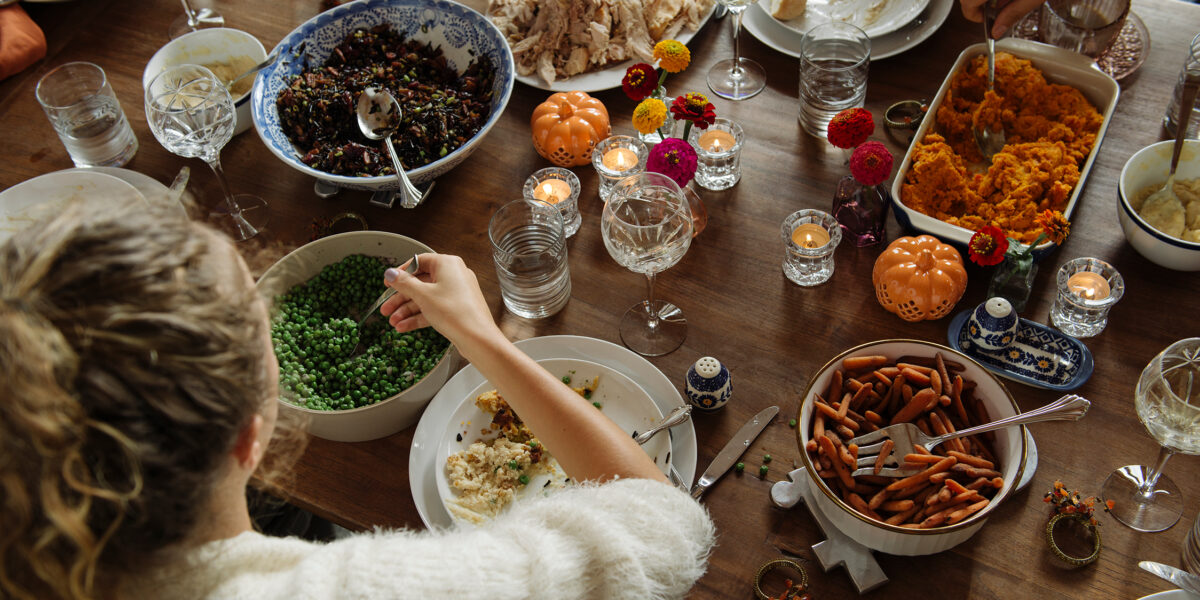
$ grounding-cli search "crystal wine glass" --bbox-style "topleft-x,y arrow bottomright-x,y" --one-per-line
1100,338 -> 1200,532
601,172 -> 693,356
145,64 -> 268,241
706,0 -> 766,101
168,0 -> 225,40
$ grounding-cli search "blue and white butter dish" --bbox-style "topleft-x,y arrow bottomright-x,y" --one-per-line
948,302 -> 1093,391
685,357 -> 732,411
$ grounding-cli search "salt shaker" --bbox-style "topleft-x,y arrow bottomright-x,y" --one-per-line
967,297 -> 1018,352
685,356 -> 732,411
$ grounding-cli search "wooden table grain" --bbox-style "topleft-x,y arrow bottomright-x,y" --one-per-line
3,1 -> 1199,597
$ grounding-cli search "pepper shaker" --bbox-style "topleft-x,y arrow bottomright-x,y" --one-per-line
967,297 -> 1018,352
685,356 -> 732,411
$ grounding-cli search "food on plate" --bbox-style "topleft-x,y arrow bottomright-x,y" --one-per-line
275,25 -> 497,177
805,353 -> 1004,528
270,254 -> 450,411
768,0 -> 808,20
901,52 -> 1103,244
1131,177 -> 1200,243
487,0 -> 713,85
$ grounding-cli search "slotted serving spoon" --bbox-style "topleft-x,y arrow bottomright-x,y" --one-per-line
972,0 -> 1007,162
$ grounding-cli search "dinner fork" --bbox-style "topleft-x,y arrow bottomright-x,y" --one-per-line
849,394 -> 1090,477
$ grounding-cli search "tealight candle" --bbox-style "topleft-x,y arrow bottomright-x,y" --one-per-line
1066,271 -> 1110,300
698,129 -> 737,153
602,147 -> 638,171
791,223 -> 831,249
593,136 -> 648,202
523,167 -> 581,237
532,178 -> 571,204
782,210 -> 841,287
689,118 -> 745,191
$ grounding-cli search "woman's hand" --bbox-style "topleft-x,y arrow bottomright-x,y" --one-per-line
960,0 -> 1043,38
380,254 -> 502,355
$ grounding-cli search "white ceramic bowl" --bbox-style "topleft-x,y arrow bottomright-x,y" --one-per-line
1117,139 -> 1200,271
143,27 -> 266,136
256,231 -> 453,442
796,339 -> 1027,556
250,0 -> 515,191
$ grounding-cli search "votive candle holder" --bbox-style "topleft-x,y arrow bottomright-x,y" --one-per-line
1049,257 -> 1124,338
688,118 -> 745,191
592,135 -> 647,202
782,209 -> 841,287
523,167 -> 581,237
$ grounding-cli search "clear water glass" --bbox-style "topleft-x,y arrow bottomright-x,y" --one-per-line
522,167 -> 581,238
707,0 -> 766,101
798,22 -> 870,138
1165,32 -> 1200,139
1101,338 -> 1200,532
1039,0 -> 1130,57
35,62 -> 138,168
146,64 -> 268,240
602,172 -> 693,356
488,199 -> 572,319
688,118 -> 744,191
1186,509 -> 1200,574
782,209 -> 841,286
592,136 -> 648,202
1049,257 -> 1124,338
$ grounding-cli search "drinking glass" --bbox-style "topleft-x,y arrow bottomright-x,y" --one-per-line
169,0 -> 224,39
1164,32 -> 1200,139
1100,338 -> 1200,532
601,172 -> 693,356
1039,0 -> 1130,58
706,0 -> 766,101
35,62 -> 138,168
145,65 -> 268,241
1186,508 -> 1200,575
798,22 -> 870,138
488,199 -> 572,319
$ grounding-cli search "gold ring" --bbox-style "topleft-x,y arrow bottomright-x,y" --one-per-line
884,99 -> 928,130
753,558 -> 809,600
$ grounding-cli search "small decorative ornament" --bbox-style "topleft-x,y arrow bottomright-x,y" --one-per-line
1043,480 -> 1111,568
530,91 -> 611,167
685,356 -> 732,411
872,235 -> 967,321
966,297 -> 1018,351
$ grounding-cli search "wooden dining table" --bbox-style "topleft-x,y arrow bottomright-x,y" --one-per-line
3,0 -> 1199,597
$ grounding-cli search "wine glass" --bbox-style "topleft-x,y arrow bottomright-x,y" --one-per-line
145,64 -> 268,241
706,0 -> 766,101
601,172 -> 693,356
1100,338 -> 1200,532
168,0 -> 225,40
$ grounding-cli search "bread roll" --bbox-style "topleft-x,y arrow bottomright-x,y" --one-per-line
769,0 -> 807,20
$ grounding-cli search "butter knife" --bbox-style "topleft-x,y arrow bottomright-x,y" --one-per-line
1139,561 -> 1200,596
690,405 -> 778,499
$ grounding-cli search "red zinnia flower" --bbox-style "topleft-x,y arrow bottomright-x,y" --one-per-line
669,92 -> 717,129
646,137 -> 698,188
622,63 -> 658,101
827,108 -> 874,149
968,225 -> 1009,266
849,141 -> 893,187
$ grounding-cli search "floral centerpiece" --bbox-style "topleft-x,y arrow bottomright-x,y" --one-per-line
968,210 -> 1071,312
830,107 -> 894,247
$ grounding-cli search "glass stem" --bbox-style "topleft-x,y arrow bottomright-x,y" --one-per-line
180,0 -> 197,27
205,154 -> 244,218
644,272 -> 659,331
1139,446 -> 1176,496
730,8 -> 745,77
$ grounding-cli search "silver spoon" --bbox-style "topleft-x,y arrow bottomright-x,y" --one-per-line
225,50 -> 278,91
1140,75 -> 1200,227
634,405 -> 692,445
355,87 -> 424,209
349,256 -> 420,356
972,0 -> 1007,162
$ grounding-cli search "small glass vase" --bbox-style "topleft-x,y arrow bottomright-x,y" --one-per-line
831,176 -> 890,247
988,254 -> 1037,312
637,92 -> 678,145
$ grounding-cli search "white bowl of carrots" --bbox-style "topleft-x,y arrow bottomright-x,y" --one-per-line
796,339 -> 1028,556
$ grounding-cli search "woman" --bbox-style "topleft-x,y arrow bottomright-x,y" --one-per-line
0,200 -> 714,600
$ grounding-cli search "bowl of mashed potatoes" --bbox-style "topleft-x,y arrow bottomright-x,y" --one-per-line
1118,139 -> 1200,271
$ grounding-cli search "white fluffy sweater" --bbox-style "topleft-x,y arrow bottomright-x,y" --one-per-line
128,478 -> 715,599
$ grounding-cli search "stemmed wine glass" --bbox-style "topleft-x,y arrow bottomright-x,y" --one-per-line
1100,338 -> 1200,532
145,64 -> 268,241
168,0 -> 225,39
706,0 -> 766,100
601,172 -> 694,356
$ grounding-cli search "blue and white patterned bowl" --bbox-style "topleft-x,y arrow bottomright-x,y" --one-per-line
250,0 -> 514,191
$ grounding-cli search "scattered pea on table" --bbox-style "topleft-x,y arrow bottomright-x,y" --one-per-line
735,462 -> 745,473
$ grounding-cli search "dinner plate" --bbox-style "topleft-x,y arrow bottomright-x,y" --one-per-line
0,170 -> 144,244
410,335 -> 698,530
509,5 -> 714,92
762,0 -> 930,39
64,167 -> 174,206
1140,591 -> 1198,600
435,358 -> 672,525
744,0 -> 952,60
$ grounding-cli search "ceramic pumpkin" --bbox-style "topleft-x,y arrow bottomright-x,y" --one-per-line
531,91 -> 611,167
872,235 -> 968,322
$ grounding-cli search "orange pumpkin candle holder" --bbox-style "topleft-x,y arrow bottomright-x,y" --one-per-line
531,91 -> 611,167
873,235 -> 967,321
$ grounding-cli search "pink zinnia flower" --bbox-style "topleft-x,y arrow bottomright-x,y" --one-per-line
849,141 -> 893,187
646,138 -> 698,188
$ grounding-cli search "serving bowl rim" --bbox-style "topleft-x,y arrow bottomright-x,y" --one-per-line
1117,139 -> 1200,252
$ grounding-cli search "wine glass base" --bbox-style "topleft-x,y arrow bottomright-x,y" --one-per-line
619,300 -> 686,357
211,194 -> 269,242
168,8 -> 225,39
707,58 -> 766,101
1099,465 -> 1183,532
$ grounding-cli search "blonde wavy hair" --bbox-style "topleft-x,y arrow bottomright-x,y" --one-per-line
0,200 -> 302,599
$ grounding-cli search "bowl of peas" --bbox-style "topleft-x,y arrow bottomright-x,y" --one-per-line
257,231 -> 454,442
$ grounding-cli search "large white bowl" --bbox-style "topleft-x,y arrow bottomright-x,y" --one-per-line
143,28 -> 266,136
796,339 -> 1027,556
891,39 -> 1119,257
250,0 -> 514,191
1117,139 -> 1200,271
256,231 -> 453,442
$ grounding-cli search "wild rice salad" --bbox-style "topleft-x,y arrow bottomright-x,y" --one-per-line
276,24 -> 496,177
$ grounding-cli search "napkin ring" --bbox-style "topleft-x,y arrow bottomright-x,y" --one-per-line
884,100 -> 928,131
310,212 -> 368,240
754,558 -> 810,600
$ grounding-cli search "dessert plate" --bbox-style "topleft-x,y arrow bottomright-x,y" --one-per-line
763,0 -> 930,39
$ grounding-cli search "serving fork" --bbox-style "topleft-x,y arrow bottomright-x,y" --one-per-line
849,394 -> 1090,477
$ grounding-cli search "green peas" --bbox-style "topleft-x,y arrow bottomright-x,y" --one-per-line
735,462 -> 745,473
518,474 -> 530,485
759,465 -> 769,476
763,454 -> 772,464
788,419 -> 797,428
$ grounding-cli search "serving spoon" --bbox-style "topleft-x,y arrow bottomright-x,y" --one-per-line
972,0 -> 1007,162
356,87 -> 425,209
224,50 -> 278,91
349,256 -> 420,356
1139,75 -> 1200,227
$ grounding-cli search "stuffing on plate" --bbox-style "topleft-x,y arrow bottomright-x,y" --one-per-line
901,52 -> 1103,244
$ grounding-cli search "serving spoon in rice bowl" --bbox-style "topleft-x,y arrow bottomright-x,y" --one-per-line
972,0 -> 1007,162
356,87 -> 425,209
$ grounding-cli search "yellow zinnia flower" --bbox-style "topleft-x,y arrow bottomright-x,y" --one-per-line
632,98 -> 667,134
653,40 -> 690,73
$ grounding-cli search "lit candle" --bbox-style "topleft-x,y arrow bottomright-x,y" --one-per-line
698,129 -> 737,153
531,178 -> 571,204
602,147 -> 637,171
791,223 -> 831,249
1067,271 -> 1110,300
